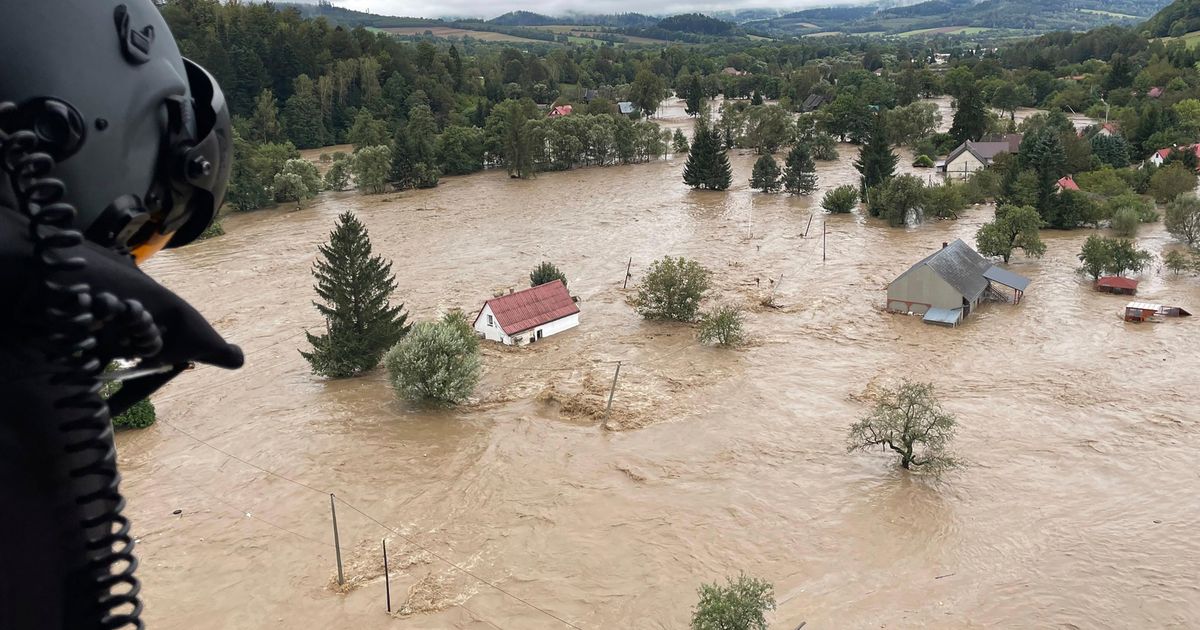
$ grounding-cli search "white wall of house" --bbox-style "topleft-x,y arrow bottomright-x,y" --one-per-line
1147,153 -> 1165,167
887,265 -> 973,315
474,304 -> 512,344
944,151 -> 986,179
509,312 -> 580,346
473,306 -> 580,346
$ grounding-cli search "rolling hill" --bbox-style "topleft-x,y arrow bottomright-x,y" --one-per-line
754,0 -> 1171,37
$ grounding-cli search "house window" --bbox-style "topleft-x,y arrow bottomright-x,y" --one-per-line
487,315 -> 494,327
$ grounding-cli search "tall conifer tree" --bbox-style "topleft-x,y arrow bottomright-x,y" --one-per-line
782,144 -> 818,195
302,212 -> 410,378
854,114 -> 899,196
683,120 -> 732,191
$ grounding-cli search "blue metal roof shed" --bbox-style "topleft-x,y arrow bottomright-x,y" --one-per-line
923,307 -> 963,327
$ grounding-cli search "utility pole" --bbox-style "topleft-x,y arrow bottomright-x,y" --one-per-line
822,221 -> 827,262
604,361 -> 622,422
383,539 -> 392,612
330,494 -> 344,586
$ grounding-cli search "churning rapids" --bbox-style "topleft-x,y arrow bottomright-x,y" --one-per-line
126,99 -> 1200,629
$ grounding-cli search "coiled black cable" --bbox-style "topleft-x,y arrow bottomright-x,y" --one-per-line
1,101 -> 154,629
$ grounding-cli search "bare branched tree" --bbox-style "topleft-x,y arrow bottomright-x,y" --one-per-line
847,380 -> 958,471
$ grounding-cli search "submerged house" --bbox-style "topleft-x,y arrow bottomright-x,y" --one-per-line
887,239 -> 1031,326
473,280 -> 580,346
801,93 -> 828,112
937,136 -> 1021,179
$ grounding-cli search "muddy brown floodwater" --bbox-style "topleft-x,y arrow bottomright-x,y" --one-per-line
125,99 -> 1198,629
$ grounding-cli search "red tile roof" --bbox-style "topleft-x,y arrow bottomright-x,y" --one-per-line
549,105 -> 573,117
1057,175 -> 1079,191
1149,86 -> 1165,98
1097,276 -> 1138,290
477,280 -> 578,336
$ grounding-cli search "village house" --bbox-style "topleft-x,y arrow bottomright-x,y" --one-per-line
1096,122 -> 1119,137
473,280 -> 580,346
548,104 -> 573,118
800,93 -> 828,112
887,239 -> 1031,326
1146,144 -> 1200,168
1055,175 -> 1079,192
721,66 -> 746,76
937,135 -> 1021,178
617,101 -> 637,117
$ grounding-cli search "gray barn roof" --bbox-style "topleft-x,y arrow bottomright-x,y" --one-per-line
896,239 -> 993,302
983,266 -> 1031,292
943,140 -> 1016,167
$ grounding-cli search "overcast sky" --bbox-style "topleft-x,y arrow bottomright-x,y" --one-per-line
319,0 -> 863,20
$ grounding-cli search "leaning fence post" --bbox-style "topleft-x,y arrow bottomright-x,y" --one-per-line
623,257 -> 633,289
604,361 -> 622,422
383,538 -> 391,612
330,494 -> 344,586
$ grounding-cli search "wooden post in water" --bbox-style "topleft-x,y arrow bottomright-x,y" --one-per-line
804,213 -> 814,238
330,494 -> 344,585
383,539 -> 392,612
623,257 -> 632,289
604,361 -> 622,422
822,221 -> 827,262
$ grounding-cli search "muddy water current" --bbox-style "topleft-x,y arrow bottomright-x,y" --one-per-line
124,99 -> 1199,629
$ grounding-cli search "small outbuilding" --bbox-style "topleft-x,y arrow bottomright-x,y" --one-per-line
887,239 -> 1031,324
1096,276 -> 1138,295
1124,301 -> 1192,322
1124,301 -> 1162,323
473,280 -> 580,346
617,101 -> 637,117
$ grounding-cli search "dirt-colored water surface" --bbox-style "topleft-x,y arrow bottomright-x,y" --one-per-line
125,99 -> 1200,629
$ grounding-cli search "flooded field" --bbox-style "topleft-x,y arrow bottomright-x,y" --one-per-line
125,100 -> 1199,629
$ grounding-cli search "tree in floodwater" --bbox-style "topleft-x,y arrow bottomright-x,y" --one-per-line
847,380 -> 958,471
683,120 -> 732,191
485,98 -> 541,179
949,88 -> 989,143
749,154 -> 781,193
781,143 -> 818,195
691,574 -> 775,630
854,114 -> 898,196
975,204 -> 1046,263
673,128 -> 690,153
384,312 -> 481,404
530,261 -> 567,287
302,212 -> 411,378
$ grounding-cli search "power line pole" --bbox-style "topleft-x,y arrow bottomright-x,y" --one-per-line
604,361 -> 622,422
330,494 -> 344,586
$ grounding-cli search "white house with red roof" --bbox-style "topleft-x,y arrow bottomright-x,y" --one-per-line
473,280 -> 580,345
1055,175 -> 1079,192
548,105 -> 573,118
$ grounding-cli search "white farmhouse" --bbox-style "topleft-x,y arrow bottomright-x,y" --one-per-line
472,280 -> 580,345
937,136 -> 1020,179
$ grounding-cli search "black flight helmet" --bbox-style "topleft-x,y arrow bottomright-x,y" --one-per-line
0,0 -> 231,262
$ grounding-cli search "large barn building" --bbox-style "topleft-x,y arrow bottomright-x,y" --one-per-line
887,239 -> 1030,326
473,280 -> 580,345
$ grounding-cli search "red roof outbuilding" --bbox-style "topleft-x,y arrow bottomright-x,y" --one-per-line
1056,175 -> 1079,191
475,280 -> 578,336
1097,276 -> 1138,291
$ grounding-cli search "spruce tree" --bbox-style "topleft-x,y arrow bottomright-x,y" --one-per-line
854,114 -> 899,196
949,90 -> 988,144
683,121 -> 732,191
685,75 -> 704,117
750,154 -> 781,193
782,144 -> 818,195
282,74 -> 326,149
390,127 -> 415,189
301,212 -> 411,378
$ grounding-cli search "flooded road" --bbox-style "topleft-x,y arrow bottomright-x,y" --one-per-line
125,100 -> 1198,629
